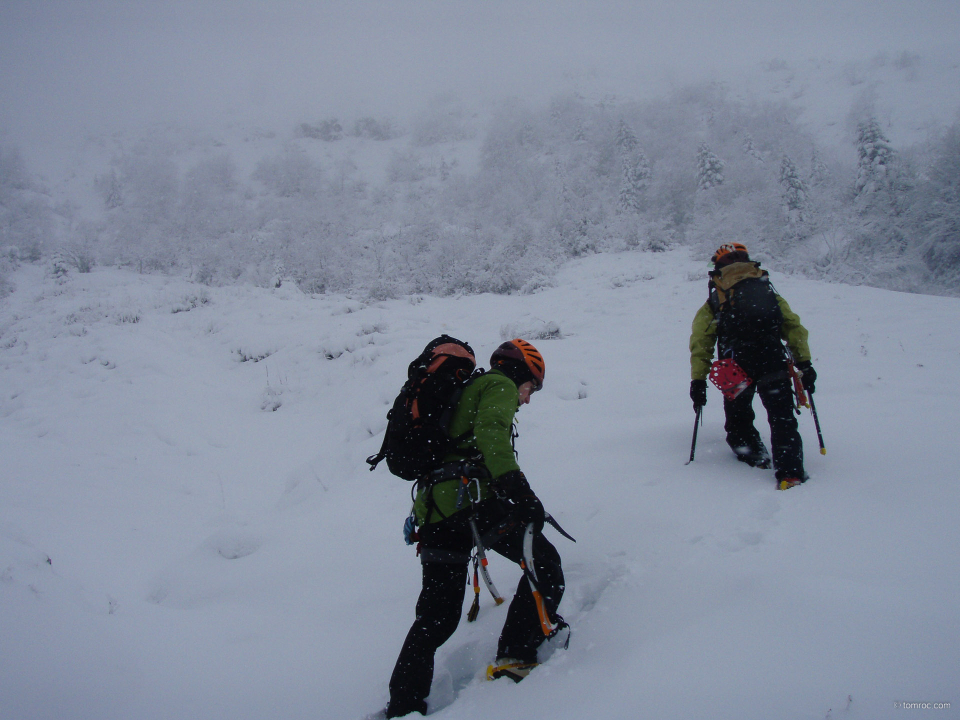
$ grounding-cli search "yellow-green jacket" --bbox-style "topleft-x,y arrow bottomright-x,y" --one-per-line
689,262 -> 811,381
413,369 -> 522,525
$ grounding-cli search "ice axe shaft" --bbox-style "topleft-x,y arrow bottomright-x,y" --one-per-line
469,519 -> 504,605
685,405 -> 702,465
786,349 -> 825,455
521,523 -> 560,637
808,392 -> 826,455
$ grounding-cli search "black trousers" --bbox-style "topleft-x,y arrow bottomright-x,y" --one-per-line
387,499 -> 564,716
723,377 -> 805,480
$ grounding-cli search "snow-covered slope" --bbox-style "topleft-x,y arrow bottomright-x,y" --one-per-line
2,250 -> 959,719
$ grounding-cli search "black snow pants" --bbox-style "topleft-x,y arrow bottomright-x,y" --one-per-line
386,498 -> 564,717
723,376 -> 805,481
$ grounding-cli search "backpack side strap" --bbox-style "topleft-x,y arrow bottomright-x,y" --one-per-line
366,432 -> 389,471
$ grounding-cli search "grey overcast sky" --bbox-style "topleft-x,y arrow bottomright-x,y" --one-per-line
2,0 -> 959,148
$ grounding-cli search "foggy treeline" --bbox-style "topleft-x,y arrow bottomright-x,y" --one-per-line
2,84 -> 959,298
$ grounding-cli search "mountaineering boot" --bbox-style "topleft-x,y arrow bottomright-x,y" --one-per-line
486,657 -> 539,683
733,443 -> 771,469
739,452 -> 772,469
777,476 -> 807,490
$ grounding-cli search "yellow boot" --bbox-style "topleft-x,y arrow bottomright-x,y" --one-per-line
486,658 -> 539,683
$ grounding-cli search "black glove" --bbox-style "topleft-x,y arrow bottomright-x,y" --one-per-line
495,470 -> 545,532
690,379 -> 707,410
797,362 -> 817,394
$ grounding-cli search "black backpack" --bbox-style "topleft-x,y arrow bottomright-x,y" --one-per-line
708,266 -> 788,380
366,335 -> 479,480
709,269 -> 784,344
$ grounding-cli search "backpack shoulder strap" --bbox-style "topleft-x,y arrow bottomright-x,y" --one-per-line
707,274 -> 725,314
444,367 -> 486,449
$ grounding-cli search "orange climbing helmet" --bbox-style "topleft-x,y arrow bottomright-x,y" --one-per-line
711,242 -> 749,266
490,339 -> 545,391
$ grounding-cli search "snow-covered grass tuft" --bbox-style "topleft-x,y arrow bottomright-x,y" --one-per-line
499,319 -> 562,341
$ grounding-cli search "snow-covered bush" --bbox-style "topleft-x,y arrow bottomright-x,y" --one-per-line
253,146 -> 322,199
5,81 -> 956,299
410,94 -> 477,146
295,118 -> 342,142
352,116 -> 397,141
0,145 -> 54,262
914,119 -> 960,289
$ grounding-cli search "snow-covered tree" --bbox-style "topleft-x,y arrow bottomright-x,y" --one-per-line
696,143 -> 725,191
615,120 -> 639,154
98,149 -> 181,271
810,148 -> 829,187
49,249 -> 69,280
841,118 -> 913,266
919,121 -> 960,283
177,154 -> 245,280
779,155 -> 807,225
0,145 -> 54,261
855,118 -> 895,199
618,151 -> 651,214
94,169 -> 123,209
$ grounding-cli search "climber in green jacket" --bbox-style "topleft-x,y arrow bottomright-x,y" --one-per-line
387,339 -> 564,718
688,243 -> 816,490
412,366 -> 527,524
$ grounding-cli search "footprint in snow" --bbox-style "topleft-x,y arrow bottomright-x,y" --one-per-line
205,529 -> 261,560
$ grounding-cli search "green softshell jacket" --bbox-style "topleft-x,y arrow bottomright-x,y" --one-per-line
689,262 -> 811,381
413,369 -> 522,525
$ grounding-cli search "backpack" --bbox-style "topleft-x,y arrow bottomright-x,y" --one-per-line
709,267 -> 784,346
366,335 -> 478,480
708,264 -> 789,380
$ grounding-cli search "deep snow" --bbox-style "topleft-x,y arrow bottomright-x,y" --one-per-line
2,249 -> 959,720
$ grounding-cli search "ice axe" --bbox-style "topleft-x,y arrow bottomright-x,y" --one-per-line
466,518 -> 504,622
808,392 -> 826,455
521,523 -> 569,645
685,405 -> 702,465
787,355 -> 826,455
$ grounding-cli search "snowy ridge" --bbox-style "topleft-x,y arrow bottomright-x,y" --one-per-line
2,249 -> 959,719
